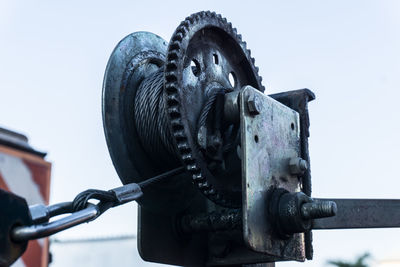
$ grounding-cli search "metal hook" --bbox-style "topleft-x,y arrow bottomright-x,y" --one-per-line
11,204 -> 99,242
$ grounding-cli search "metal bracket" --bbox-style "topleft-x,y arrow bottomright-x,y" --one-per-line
240,86 -> 306,261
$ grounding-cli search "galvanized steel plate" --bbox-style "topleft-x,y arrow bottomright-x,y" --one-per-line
240,86 -> 305,260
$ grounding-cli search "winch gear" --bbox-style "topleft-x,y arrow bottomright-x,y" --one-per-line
164,11 -> 264,207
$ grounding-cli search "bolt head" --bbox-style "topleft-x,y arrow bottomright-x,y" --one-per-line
247,94 -> 262,115
289,157 -> 308,175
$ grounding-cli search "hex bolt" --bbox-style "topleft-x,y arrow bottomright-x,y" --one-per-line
289,157 -> 308,175
301,200 -> 337,220
247,93 -> 262,115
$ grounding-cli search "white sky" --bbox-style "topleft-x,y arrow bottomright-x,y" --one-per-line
0,0 -> 399,266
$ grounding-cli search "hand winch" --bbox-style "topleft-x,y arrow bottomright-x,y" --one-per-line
2,11 -> 400,267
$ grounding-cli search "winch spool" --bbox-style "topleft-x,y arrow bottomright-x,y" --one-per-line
102,11 -> 264,212
133,68 -> 179,167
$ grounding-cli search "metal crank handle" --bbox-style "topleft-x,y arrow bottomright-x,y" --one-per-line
273,192 -> 400,235
312,198 -> 400,230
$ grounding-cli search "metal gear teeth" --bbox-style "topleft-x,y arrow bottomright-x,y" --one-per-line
164,11 -> 265,207
174,130 -> 186,139
192,173 -> 204,182
182,153 -> 194,162
198,181 -> 211,190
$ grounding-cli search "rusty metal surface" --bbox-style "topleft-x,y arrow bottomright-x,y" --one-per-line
241,86 -> 305,260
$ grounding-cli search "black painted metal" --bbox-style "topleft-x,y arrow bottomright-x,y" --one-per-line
269,190 -> 337,237
128,88 -> 318,266
101,33 -> 318,265
101,11 -> 400,267
163,11 -> 264,208
0,189 -> 32,266
4,10 -> 400,267
313,199 -> 400,229
102,32 -> 196,214
180,210 -> 241,234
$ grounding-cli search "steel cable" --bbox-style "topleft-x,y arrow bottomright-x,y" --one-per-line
134,68 -> 232,170
134,69 -> 179,165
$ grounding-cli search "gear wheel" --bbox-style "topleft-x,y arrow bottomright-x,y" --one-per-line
164,11 -> 264,207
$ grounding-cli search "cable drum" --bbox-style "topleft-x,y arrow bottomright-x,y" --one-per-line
102,31 -> 200,213
134,66 -> 238,170
103,12 -> 264,209
133,68 -> 230,170
134,69 -> 179,168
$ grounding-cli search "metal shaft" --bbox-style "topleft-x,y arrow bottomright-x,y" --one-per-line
180,211 -> 241,234
313,199 -> 400,229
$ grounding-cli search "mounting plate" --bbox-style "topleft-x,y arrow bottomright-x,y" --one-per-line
241,86 -> 306,261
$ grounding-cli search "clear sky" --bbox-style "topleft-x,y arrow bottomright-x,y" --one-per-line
0,1 -> 399,266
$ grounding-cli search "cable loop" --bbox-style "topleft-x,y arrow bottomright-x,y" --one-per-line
72,189 -> 117,212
